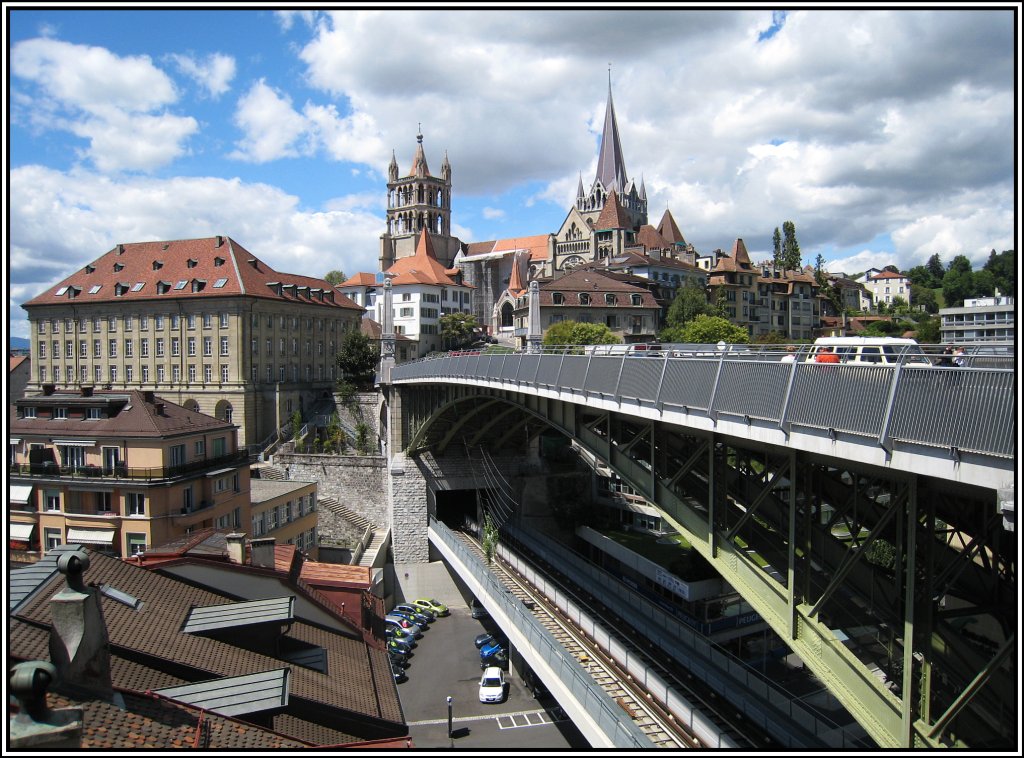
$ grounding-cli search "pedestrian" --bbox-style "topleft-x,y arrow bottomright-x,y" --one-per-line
936,346 -> 954,367
952,347 -> 966,367
781,346 -> 798,363
814,346 -> 840,364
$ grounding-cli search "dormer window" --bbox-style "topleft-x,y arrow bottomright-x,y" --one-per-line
191,279 -> 206,293
85,265 -> 95,274
114,283 -> 129,296
153,260 -> 164,270
579,293 -> 591,305
187,258 -> 198,268
631,294 -> 642,306
214,257 -> 225,267
157,281 -> 171,294
552,292 -> 564,305
605,294 -> 617,305
114,262 -> 124,272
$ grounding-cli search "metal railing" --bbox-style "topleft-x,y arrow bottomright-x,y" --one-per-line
428,516 -> 652,748
392,345 -> 1015,458
9,450 -> 250,483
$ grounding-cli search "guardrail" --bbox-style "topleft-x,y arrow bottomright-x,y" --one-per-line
392,346 -> 1015,458
9,450 -> 250,483
428,517 -> 652,748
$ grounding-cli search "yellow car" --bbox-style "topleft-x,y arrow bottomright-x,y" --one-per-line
412,598 -> 449,617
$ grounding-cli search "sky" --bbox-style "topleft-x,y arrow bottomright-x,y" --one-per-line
5,4 -> 1020,340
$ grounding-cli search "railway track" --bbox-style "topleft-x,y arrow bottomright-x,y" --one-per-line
454,529 -> 759,749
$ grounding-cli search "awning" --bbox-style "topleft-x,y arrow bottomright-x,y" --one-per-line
9,522 -> 35,541
52,440 -> 96,447
10,485 -> 33,504
66,527 -> 116,545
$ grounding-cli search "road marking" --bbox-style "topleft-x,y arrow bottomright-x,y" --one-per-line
408,707 -> 564,728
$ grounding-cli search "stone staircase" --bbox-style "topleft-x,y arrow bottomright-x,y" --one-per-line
318,495 -> 371,532
357,530 -> 388,567
255,464 -> 288,481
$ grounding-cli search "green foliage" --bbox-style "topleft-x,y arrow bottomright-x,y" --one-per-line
679,315 -> 749,344
440,312 -> 478,349
481,512 -> 499,565
324,270 -> 347,285
983,249 -> 1014,295
336,330 -> 379,388
335,379 -> 357,406
926,253 -> 945,283
941,255 -> 974,308
909,284 -> 938,314
753,330 -> 789,344
542,320 -> 619,346
290,411 -> 302,442
861,319 -> 900,336
666,282 -> 716,329
772,227 -> 783,268
782,221 -> 801,270
321,413 -> 347,454
355,422 -> 372,455
913,315 -> 941,344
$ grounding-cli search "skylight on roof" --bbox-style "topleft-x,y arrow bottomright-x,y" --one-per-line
131,282 -> 145,292
55,286 -> 69,296
89,285 -> 102,294
213,278 -> 228,288
174,280 -> 188,290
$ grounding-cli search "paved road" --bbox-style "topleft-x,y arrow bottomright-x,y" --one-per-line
396,605 -> 588,750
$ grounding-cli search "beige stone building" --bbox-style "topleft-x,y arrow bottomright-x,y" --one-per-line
20,236 -> 365,447
9,388 -> 250,562
249,478 -> 319,559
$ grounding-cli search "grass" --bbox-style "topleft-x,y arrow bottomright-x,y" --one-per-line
605,528 -> 692,567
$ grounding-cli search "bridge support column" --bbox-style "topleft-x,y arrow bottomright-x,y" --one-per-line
389,451 -> 430,563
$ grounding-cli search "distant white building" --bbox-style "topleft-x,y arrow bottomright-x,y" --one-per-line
939,294 -> 1015,343
345,228 -> 474,355
856,269 -> 911,309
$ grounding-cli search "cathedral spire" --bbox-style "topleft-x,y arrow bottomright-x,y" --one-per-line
410,128 -> 430,177
594,71 -> 628,193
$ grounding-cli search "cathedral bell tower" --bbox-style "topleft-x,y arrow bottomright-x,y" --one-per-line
379,130 -> 455,271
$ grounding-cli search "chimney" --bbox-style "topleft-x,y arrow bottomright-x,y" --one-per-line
215,235 -> 224,248
48,549 -> 112,695
42,384 -> 56,396
248,258 -> 259,270
153,403 -> 164,416
8,661 -> 83,750
225,533 -> 246,565
80,386 -> 93,397
117,243 -> 125,254
250,537 -> 276,569
142,390 -> 155,403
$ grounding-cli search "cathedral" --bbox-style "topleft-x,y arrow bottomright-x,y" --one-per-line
372,80 -> 705,339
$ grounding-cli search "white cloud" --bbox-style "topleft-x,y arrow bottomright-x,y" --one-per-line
71,111 -> 198,172
7,165 -> 384,338
482,207 -> 506,220
229,79 -> 311,162
12,37 -> 177,114
169,52 -> 236,98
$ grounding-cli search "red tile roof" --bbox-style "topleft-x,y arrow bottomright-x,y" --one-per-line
594,190 -> 633,230
386,228 -> 462,286
11,549 -> 406,744
634,224 -> 670,251
657,209 -> 686,244
539,269 -> 659,308
340,272 -> 379,287
22,237 -> 363,313
10,354 -> 29,372
869,270 -> 906,280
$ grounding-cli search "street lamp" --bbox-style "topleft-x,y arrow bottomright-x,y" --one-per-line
446,695 -> 453,738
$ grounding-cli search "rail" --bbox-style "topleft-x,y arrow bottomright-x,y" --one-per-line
391,345 -> 1015,458
427,516 -> 653,748
9,450 -> 250,483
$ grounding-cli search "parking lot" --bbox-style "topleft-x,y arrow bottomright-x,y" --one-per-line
395,604 -> 587,749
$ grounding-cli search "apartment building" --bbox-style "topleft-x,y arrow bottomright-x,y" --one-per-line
857,268 -> 912,309
20,236 -> 365,447
939,294 -> 1015,343
9,387 -> 250,562
249,478 -> 319,559
751,264 -> 823,341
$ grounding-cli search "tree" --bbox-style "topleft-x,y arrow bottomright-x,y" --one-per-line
913,315 -> 941,344
439,312 -> 478,349
542,320 -> 619,347
942,255 -> 974,307
679,315 -> 749,344
906,265 -> 936,289
983,249 -> 1014,295
909,284 -> 938,314
481,512 -> 499,565
782,221 -> 801,270
336,330 -> 379,388
324,270 -> 347,285
665,282 -> 715,329
882,264 -> 900,274
926,253 -> 945,283
971,269 -> 995,299
772,227 -> 783,268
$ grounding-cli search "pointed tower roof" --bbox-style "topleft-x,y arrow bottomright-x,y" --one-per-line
657,209 -> 686,245
639,175 -> 647,201
507,250 -> 528,296
731,237 -> 751,265
385,228 -> 458,286
595,190 -> 632,230
410,131 -> 430,177
576,173 -> 585,200
594,77 -> 628,192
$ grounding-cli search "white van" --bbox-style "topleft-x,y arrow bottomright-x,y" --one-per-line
807,337 -> 929,365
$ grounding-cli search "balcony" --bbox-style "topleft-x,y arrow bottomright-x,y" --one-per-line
9,450 -> 249,484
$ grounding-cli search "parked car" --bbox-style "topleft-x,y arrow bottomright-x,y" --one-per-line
412,598 -> 450,617
389,651 -> 410,669
478,666 -> 507,703
386,625 -> 416,647
392,605 -> 433,626
387,637 -> 413,657
479,639 -> 506,665
385,615 -> 423,638
391,662 -> 409,683
470,604 -> 490,620
474,632 -> 507,649
396,602 -> 436,622
480,647 -> 508,669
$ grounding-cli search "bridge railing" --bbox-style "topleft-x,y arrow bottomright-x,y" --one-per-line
393,346 -> 1015,458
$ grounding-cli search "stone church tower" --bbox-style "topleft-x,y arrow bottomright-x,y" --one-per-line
379,131 -> 463,271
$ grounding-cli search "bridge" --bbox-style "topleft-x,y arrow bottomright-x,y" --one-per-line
384,346 -> 1016,750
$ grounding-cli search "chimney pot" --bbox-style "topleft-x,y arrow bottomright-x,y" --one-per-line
225,533 -> 246,565
250,537 -> 276,569
216,235 -> 224,248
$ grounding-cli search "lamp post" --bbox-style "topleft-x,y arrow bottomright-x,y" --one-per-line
446,695 -> 453,738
